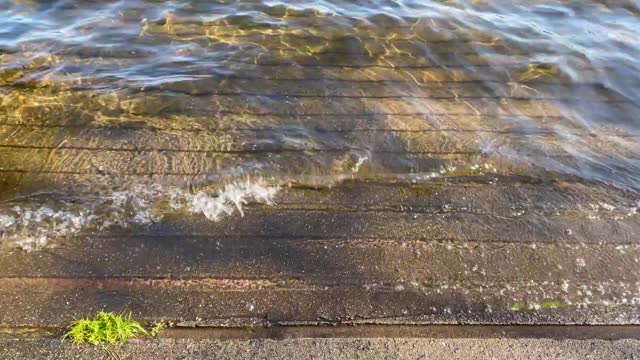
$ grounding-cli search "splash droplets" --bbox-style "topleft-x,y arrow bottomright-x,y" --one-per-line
0,180 -> 279,251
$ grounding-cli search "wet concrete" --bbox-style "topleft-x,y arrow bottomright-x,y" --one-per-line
1,181 -> 639,329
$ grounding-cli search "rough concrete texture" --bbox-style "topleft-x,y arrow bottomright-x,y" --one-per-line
1,337 -> 639,360
2,2 -> 640,357
2,180 -> 640,328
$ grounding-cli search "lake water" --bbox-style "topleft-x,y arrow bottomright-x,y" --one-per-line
1,0 -> 639,250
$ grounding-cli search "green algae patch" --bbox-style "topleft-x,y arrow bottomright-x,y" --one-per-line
509,303 -> 529,311
63,311 -> 149,346
541,300 -> 570,309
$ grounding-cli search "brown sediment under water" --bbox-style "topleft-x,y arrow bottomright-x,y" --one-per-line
0,0 -> 639,250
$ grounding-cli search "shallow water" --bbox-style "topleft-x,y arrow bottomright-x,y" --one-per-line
1,0 -> 640,249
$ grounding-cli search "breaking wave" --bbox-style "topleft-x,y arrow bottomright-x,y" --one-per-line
0,180 -> 279,251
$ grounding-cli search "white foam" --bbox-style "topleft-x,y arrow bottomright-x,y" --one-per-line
0,214 -> 16,228
0,206 -> 94,251
352,156 -> 369,173
168,180 -> 280,221
0,180 -> 279,251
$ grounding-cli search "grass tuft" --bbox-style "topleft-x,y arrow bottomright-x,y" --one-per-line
63,311 -> 149,346
150,322 -> 166,337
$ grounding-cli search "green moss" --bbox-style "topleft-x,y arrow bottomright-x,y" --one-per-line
541,300 -> 569,309
63,311 -> 149,346
510,303 -> 529,311
404,185 -> 438,196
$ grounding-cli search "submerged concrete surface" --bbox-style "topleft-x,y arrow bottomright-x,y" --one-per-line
2,337 -> 640,360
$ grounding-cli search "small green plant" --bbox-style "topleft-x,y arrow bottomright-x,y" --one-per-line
63,311 -> 149,346
150,322 -> 165,337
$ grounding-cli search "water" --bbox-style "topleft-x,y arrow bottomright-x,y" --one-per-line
1,0 -> 639,250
